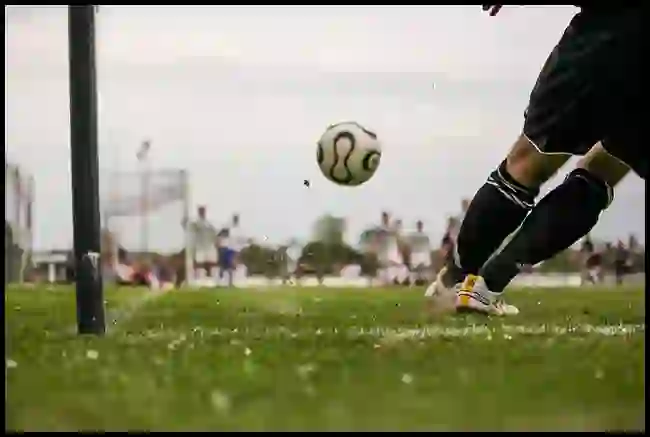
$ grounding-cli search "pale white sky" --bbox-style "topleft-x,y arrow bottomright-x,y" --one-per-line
5,6 -> 645,251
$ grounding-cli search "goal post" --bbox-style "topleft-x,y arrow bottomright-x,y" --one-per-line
5,161 -> 35,284
101,168 -> 193,286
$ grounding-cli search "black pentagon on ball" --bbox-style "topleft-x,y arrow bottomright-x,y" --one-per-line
316,142 -> 324,165
361,151 -> 381,172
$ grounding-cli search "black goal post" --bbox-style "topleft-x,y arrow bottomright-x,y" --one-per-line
68,5 -> 106,335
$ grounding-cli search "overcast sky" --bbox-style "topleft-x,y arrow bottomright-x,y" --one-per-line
5,6 -> 645,252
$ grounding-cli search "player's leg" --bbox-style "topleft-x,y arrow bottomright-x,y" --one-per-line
228,251 -> 237,287
286,258 -> 297,285
439,8 -> 612,293
376,252 -> 389,286
450,136 -> 569,283
397,263 -> 410,286
474,144 -> 631,302
426,134 -> 570,308
472,4 -> 646,304
432,13 -> 600,295
614,260 -> 624,286
580,256 -> 595,286
194,251 -> 206,281
580,252 -> 592,286
390,248 -> 408,286
413,253 -> 432,286
410,262 -> 422,287
234,252 -> 247,285
214,247 -> 224,286
384,249 -> 400,286
225,249 -> 235,287
225,254 -> 233,287
451,6 -> 645,314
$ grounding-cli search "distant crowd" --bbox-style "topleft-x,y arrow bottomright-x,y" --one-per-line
23,199 -> 645,290
577,233 -> 643,286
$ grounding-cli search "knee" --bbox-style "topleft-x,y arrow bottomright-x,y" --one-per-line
505,135 -> 569,189
563,167 -> 614,210
576,143 -> 631,188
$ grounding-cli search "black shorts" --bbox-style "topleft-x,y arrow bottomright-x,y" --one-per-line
523,6 -> 647,179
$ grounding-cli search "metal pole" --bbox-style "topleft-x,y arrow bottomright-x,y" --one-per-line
139,140 -> 151,254
69,5 -> 106,335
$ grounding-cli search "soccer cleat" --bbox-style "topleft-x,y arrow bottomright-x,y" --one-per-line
455,274 -> 519,316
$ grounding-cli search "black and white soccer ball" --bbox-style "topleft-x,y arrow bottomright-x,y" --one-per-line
316,121 -> 382,186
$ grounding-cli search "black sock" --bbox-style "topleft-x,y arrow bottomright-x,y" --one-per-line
481,168 -> 613,293
444,160 -> 538,286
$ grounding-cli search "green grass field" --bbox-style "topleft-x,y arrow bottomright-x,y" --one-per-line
5,285 -> 645,431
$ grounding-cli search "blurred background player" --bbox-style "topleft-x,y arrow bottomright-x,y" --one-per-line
425,216 -> 459,297
360,230 -> 381,287
280,239 -> 303,285
408,220 -> 432,286
376,211 -> 392,285
578,234 -> 602,285
223,213 -> 248,285
187,205 -> 218,282
377,213 -> 408,286
391,219 -> 410,285
613,240 -> 631,286
441,216 -> 460,267
217,228 -> 235,287
287,239 -> 303,285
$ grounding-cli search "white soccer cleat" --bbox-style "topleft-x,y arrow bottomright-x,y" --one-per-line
455,274 -> 519,316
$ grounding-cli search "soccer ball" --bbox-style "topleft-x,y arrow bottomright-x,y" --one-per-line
316,121 -> 382,186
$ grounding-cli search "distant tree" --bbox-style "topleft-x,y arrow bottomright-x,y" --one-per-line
240,243 -> 280,276
5,221 -> 24,283
312,214 -> 346,245
301,214 -> 361,276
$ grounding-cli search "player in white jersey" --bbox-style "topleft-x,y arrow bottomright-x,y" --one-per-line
187,206 -> 218,281
408,220 -> 432,285
375,211 -> 392,284
377,212 -> 409,285
284,239 -> 303,285
221,214 -> 248,286
226,214 -> 248,253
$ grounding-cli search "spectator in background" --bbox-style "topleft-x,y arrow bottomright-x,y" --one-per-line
408,220 -> 433,286
187,206 -> 219,281
628,234 -> 639,253
628,234 -> 645,273
217,228 -> 236,287
438,216 -> 460,274
579,235 -> 603,285
226,213 -> 249,284
614,240 -> 631,285
376,211 -> 408,286
284,239 -> 303,286
602,242 -> 615,276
